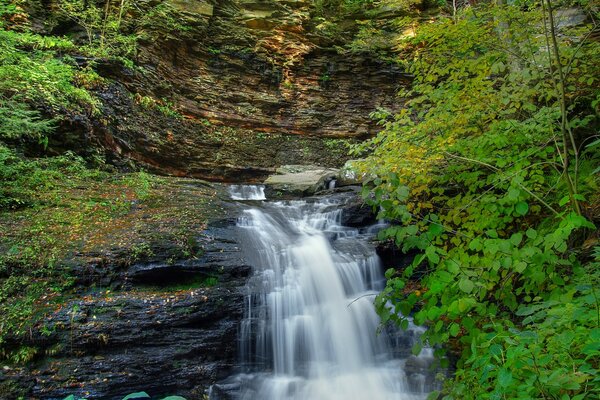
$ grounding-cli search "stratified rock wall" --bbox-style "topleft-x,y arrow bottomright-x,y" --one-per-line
65,0 -> 408,181
3,213 -> 251,400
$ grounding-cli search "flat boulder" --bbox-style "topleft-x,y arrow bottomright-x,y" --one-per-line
264,165 -> 338,197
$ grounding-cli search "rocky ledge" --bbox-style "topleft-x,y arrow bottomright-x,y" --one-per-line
1,179 -> 384,400
34,0 -> 409,181
2,212 -> 250,400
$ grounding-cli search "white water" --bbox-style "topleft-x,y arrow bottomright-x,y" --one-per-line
229,185 -> 266,200
218,194 -> 433,400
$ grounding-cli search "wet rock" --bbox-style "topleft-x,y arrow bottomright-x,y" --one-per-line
555,8 -> 587,29
404,355 -> 441,394
127,223 -> 251,286
336,160 -> 367,187
264,165 -> 338,197
376,241 -> 420,274
20,286 -> 244,399
339,195 -> 377,227
3,211 -> 250,399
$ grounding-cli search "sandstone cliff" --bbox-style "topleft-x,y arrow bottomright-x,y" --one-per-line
46,0 -> 408,180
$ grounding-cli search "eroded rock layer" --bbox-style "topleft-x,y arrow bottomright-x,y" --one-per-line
52,0 -> 408,181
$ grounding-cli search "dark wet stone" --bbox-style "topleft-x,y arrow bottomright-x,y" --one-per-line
3,213 -> 249,400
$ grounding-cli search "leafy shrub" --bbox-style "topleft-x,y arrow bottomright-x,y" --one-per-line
0,29 -> 97,112
351,2 -> 599,399
0,145 -> 105,209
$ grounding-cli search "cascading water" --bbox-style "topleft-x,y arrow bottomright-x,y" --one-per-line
229,185 -> 266,200
217,186 -> 435,400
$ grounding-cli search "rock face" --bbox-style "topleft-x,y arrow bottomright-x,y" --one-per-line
48,0 -> 409,181
2,216 -> 251,400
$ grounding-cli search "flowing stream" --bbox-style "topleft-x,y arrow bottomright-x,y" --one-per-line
216,186 -> 435,400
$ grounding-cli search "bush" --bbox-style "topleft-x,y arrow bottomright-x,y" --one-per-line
352,3 -> 599,398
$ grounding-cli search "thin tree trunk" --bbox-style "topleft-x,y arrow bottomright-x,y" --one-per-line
101,0 -> 111,48
542,0 -> 581,215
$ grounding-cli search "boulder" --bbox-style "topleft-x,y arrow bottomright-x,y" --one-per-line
264,165 -> 338,197
555,8 -> 587,29
339,193 -> 377,227
336,159 -> 373,187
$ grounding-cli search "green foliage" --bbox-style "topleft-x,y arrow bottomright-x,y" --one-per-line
0,12 -> 100,155
130,241 -> 155,262
0,98 -> 55,145
352,3 -> 599,398
0,146 -> 103,209
0,29 -> 97,112
56,0 -> 138,58
122,170 -> 153,200
314,0 -> 374,16
133,94 -> 182,119
323,138 -> 350,151
155,99 -> 183,119
0,159 -> 218,365
123,392 -> 151,400
453,282 -> 599,399
0,149 -> 109,361
138,2 -> 194,40
0,149 -> 166,363
312,0 -> 426,47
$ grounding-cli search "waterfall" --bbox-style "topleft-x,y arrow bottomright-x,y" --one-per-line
229,185 -> 266,200
215,186 -> 435,400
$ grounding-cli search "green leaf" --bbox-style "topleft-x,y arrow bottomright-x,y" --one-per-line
428,222 -> 444,236
525,228 -> 537,239
449,323 -> 460,337
457,297 -> 475,312
509,232 -> 523,246
412,342 -> 423,355
425,246 -> 440,264
400,319 -> 409,330
489,344 -> 503,358
122,393 -> 151,400
459,278 -> 474,294
447,261 -> 460,275
507,187 -> 520,201
491,60 -> 506,74
385,268 -> 396,279
426,391 -> 441,400
516,305 -> 536,316
558,195 -> 570,207
515,201 -> 529,216
582,341 -> 600,355
497,368 -> 513,387
486,229 -> 498,239
514,261 -> 526,273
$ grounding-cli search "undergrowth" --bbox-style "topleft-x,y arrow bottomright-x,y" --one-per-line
351,1 -> 600,399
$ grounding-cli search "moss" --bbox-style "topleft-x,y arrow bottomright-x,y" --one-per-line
0,378 -> 29,400
136,275 -> 220,293
0,166 -> 225,363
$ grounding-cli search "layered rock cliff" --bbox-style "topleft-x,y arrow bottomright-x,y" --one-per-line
47,0 -> 409,180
